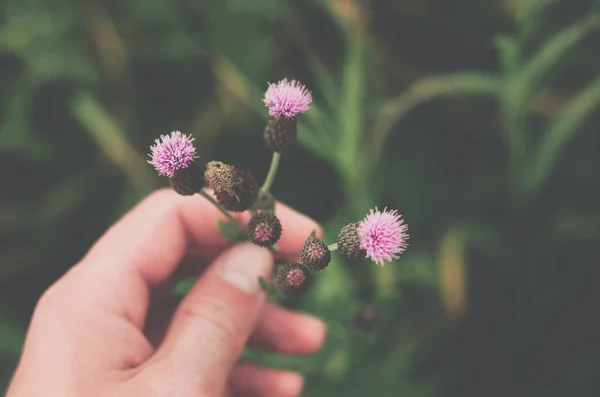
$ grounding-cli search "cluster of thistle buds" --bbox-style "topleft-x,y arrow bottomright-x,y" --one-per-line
148,78 -> 409,296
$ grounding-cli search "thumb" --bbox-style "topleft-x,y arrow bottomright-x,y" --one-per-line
152,243 -> 273,394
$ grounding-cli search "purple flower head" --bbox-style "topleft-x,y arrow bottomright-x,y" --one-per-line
148,131 -> 197,178
358,207 -> 409,266
263,78 -> 312,118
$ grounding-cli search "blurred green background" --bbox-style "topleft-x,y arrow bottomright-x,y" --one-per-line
2,0 -> 600,395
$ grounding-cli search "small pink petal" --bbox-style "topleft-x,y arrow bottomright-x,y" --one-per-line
263,78 -> 312,118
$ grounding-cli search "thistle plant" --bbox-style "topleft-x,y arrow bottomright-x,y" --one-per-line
148,79 -> 409,296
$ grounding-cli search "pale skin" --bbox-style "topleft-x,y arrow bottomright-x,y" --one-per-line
7,189 -> 326,397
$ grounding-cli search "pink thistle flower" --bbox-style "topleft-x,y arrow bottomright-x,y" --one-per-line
358,207 -> 409,266
148,131 -> 197,178
263,78 -> 312,118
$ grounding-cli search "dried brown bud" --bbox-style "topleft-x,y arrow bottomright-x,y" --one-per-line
204,161 -> 258,212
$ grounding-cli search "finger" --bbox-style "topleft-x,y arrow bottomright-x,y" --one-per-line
151,243 -> 273,394
228,365 -> 304,397
74,188 -> 321,328
249,304 -> 326,355
144,300 -> 326,355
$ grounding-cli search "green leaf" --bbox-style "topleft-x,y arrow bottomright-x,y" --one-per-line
306,49 -> 339,110
494,35 -> 520,77
310,230 -> 317,238
218,219 -> 247,242
503,15 -> 600,165
171,276 -> 196,296
523,74 -> 600,198
337,38 -> 366,173
514,0 -> 560,39
258,276 -> 269,292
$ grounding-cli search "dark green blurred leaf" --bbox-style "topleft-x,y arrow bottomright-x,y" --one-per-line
503,15 -> 600,165
514,0 -> 560,38
495,35 -> 521,77
258,276 -> 269,291
217,219 -> 247,243
524,73 -> 600,197
171,276 -> 196,296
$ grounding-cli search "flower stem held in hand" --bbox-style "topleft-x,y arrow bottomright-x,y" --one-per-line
260,152 -> 281,194
198,189 -> 239,226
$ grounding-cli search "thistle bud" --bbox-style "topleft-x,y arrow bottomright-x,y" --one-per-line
169,163 -> 204,196
247,212 -> 282,247
262,79 -> 312,153
299,236 -> 331,271
337,222 -> 366,260
263,115 -> 297,152
204,161 -> 259,212
276,262 -> 310,296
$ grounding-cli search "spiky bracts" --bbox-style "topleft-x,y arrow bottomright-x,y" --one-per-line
299,236 -> 331,271
337,222 -> 367,260
168,163 -> 204,196
247,212 -> 282,247
263,116 -> 297,152
276,262 -> 310,296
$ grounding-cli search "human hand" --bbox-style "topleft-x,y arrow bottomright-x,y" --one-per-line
7,189 -> 326,397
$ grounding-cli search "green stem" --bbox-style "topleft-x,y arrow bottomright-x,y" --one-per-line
198,189 -> 239,225
260,152 -> 281,194
328,243 -> 339,252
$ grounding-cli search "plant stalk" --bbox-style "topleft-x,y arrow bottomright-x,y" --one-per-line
198,189 -> 239,225
260,152 -> 281,194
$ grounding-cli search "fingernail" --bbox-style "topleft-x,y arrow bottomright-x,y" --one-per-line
218,243 -> 273,294
304,315 -> 327,343
280,372 -> 304,396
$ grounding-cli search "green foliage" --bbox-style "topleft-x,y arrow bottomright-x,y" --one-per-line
258,276 -> 269,292
217,219 -> 247,243
171,277 -> 196,297
2,0 -> 600,396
